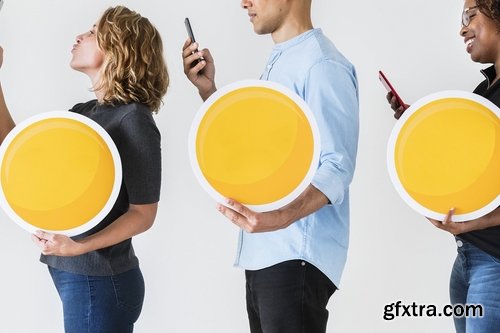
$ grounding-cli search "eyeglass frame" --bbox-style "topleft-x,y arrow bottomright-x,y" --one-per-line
462,5 -> 479,27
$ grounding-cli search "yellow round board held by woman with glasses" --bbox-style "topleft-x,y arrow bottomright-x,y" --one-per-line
0,111 -> 122,236
387,90 -> 500,222
189,80 -> 321,212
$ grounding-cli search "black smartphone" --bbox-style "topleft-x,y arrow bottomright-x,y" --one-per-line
184,17 -> 197,43
184,17 -> 204,65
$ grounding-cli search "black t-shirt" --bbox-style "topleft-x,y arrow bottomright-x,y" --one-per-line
40,100 -> 162,275
458,65 -> 500,258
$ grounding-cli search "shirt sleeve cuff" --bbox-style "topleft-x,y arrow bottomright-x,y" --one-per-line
311,164 -> 346,206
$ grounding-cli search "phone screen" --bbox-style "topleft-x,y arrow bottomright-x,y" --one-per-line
379,70 -> 407,110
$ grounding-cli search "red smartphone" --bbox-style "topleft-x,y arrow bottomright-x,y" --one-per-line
378,70 -> 407,110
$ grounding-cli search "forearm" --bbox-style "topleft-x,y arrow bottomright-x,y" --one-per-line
279,184 -> 329,226
0,82 -> 15,143
467,207 -> 500,231
218,184 -> 330,232
78,204 -> 157,254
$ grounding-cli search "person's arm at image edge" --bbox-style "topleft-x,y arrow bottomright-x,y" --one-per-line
0,47 -> 17,143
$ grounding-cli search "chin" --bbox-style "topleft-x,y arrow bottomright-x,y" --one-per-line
69,58 -> 79,70
69,63 -> 85,74
252,24 -> 272,35
469,52 -> 481,63
470,54 -> 489,64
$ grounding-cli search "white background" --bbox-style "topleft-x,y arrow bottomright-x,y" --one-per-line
0,0 -> 484,332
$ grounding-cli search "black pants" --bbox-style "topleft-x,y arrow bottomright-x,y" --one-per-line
245,260 -> 337,333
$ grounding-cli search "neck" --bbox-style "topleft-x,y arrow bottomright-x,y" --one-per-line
271,4 -> 313,44
89,72 -> 105,103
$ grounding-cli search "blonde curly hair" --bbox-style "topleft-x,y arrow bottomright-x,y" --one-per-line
95,6 -> 169,113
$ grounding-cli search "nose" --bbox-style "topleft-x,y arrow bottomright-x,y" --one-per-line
75,33 -> 84,44
75,31 -> 91,43
459,25 -> 468,37
241,0 -> 251,9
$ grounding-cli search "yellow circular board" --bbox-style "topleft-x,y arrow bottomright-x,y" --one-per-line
388,91 -> 500,222
189,80 -> 320,212
0,111 -> 122,235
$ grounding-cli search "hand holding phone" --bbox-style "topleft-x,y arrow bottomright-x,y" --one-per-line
184,17 -> 204,65
379,70 -> 408,111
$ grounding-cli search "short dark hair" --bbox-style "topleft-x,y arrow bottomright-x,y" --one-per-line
476,0 -> 500,30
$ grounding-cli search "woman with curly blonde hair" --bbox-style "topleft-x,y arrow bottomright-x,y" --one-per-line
0,6 -> 168,332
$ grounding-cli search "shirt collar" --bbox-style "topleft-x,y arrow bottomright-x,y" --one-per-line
480,65 -> 497,88
273,28 -> 320,52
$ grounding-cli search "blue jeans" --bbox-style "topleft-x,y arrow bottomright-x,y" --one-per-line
48,266 -> 145,333
450,239 -> 500,333
246,260 -> 336,333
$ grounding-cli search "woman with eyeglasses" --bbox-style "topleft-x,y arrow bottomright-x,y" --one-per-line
387,0 -> 500,332
0,6 -> 168,332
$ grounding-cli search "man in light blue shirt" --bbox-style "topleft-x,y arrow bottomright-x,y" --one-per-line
183,0 -> 358,331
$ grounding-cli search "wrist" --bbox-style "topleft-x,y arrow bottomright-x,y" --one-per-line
199,85 -> 217,101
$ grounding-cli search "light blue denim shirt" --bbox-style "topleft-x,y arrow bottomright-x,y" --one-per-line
234,29 -> 359,287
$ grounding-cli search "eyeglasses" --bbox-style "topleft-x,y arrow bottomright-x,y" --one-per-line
462,6 -> 479,27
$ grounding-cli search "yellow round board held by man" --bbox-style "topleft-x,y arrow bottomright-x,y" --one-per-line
387,91 -> 500,222
189,80 -> 321,212
0,111 -> 122,236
